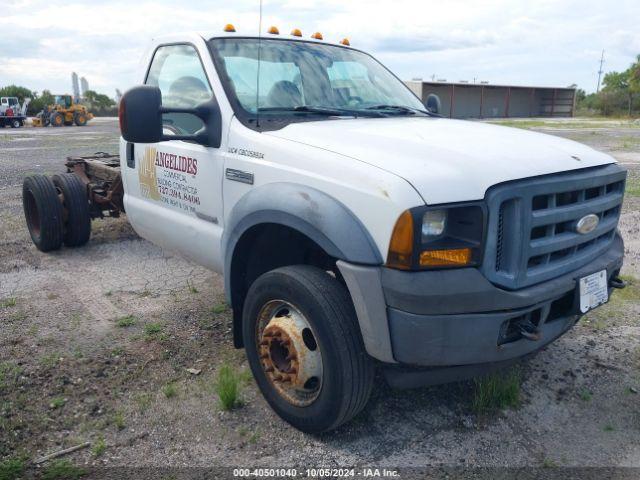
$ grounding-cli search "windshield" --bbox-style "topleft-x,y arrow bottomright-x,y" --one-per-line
208,38 -> 426,129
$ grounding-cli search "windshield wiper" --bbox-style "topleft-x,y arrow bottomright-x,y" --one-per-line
257,105 -> 386,117
363,104 -> 432,116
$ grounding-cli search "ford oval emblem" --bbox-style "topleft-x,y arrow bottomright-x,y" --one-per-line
576,214 -> 599,235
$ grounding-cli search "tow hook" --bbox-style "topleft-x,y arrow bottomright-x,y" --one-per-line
515,318 -> 540,341
610,276 -> 627,289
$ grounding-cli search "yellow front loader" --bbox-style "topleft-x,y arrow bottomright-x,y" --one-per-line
32,95 -> 93,127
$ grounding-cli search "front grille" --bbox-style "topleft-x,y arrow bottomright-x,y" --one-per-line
482,164 -> 626,289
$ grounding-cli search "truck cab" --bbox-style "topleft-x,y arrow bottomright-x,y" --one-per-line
118,27 -> 626,432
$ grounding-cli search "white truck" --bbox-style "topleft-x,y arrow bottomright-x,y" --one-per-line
23,27 -> 627,433
0,96 -> 29,128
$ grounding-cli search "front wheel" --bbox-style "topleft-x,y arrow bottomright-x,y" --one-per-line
11,119 -> 21,128
243,265 -> 374,433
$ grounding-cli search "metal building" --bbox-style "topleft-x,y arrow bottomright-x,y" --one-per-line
405,81 -> 576,119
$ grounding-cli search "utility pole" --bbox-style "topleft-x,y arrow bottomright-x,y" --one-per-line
596,49 -> 605,93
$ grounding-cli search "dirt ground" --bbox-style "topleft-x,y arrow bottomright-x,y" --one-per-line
1,118 -> 639,475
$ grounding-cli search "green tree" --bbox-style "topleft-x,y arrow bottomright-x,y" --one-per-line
0,85 -> 35,102
83,90 -> 115,109
29,90 -> 55,115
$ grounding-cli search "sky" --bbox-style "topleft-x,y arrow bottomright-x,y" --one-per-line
1,0 -> 639,99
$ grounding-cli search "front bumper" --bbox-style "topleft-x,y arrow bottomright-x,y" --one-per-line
337,233 -> 624,370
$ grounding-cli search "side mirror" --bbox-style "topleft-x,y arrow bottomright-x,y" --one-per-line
119,85 -> 222,147
425,94 -> 442,116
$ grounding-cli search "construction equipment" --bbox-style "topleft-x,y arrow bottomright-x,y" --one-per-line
0,97 -> 30,128
32,94 -> 93,127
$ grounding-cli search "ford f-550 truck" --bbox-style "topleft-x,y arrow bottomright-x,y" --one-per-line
23,26 -> 627,433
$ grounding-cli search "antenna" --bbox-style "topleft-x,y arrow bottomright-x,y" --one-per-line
596,49 -> 605,93
255,0 -> 263,129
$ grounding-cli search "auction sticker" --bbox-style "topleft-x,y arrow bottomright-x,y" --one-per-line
579,269 -> 608,313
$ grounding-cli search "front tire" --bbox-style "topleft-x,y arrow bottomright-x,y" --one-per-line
243,265 -> 374,433
50,112 -> 64,127
11,119 -> 21,128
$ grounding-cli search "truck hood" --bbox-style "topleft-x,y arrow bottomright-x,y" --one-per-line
265,117 -> 616,204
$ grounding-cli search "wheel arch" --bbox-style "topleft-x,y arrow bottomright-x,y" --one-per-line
222,183 -> 383,347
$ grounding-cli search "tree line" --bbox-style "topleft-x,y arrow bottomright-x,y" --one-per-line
0,85 -> 117,117
576,55 -> 640,116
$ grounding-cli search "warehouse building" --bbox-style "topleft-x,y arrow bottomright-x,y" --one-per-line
405,81 -> 576,119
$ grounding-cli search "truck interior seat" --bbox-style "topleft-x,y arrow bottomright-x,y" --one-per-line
266,80 -> 302,108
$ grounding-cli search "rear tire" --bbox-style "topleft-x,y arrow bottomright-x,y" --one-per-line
10,119 -> 21,128
22,175 -> 64,252
52,173 -> 91,247
50,112 -> 64,127
243,265 -> 374,433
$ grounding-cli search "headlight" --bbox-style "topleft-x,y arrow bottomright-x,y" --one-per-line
387,203 -> 485,270
421,209 -> 447,239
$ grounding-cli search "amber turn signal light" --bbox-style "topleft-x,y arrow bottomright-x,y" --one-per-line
386,210 -> 414,270
419,248 -> 472,267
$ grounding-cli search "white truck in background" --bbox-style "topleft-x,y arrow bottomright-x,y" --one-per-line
0,96 -> 29,128
23,26 -> 627,432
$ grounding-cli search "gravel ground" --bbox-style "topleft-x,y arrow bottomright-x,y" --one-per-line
0,118 -> 639,476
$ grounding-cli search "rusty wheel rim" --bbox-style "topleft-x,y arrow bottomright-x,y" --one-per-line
256,300 -> 323,407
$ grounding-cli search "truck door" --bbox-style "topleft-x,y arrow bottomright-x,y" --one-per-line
121,44 -> 225,271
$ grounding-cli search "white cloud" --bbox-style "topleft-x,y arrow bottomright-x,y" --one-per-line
1,0 -> 639,96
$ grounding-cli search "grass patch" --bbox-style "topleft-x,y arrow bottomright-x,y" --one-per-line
116,315 -> 136,327
42,459 -> 86,480
186,279 -> 199,294
542,458 -> 559,468
0,362 -> 22,392
0,456 -> 25,480
211,303 -> 227,314
626,176 -> 640,197
162,383 -> 177,399
0,298 -> 17,308
135,393 -> 152,412
579,389 -> 593,402
92,437 -> 106,457
49,397 -> 66,409
40,353 -> 60,369
472,369 -> 521,414
143,322 -> 163,338
603,423 -> 615,432
215,363 -> 244,411
112,410 -> 126,430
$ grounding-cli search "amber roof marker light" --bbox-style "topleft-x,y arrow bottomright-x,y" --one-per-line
340,38 -> 350,46
311,32 -> 323,40
291,28 -> 302,37
267,26 -> 279,34
224,24 -> 236,32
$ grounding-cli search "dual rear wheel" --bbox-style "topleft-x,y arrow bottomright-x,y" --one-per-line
22,173 -> 91,251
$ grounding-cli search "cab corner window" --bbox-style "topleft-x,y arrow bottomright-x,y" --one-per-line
145,44 -> 213,135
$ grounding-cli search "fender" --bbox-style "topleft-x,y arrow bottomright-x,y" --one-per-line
222,182 -> 383,303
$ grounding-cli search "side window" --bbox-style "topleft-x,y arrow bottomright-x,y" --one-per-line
146,44 -> 213,135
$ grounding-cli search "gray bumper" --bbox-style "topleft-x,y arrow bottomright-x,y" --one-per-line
337,233 -> 624,367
